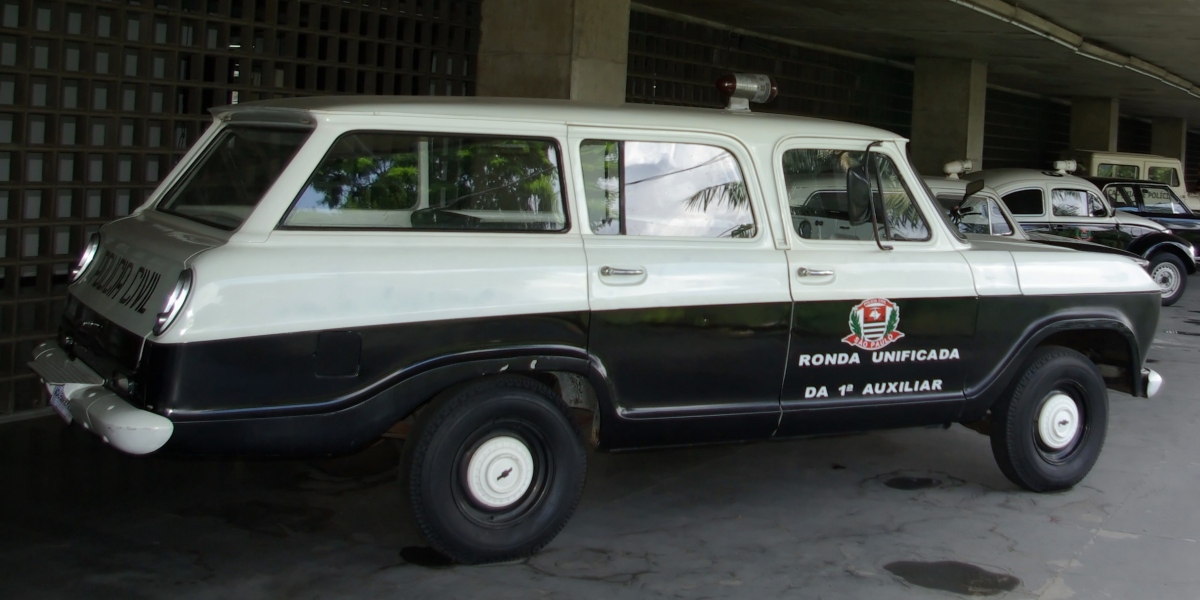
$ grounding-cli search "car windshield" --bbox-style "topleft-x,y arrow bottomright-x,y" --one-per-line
936,194 -> 1015,236
158,126 -> 311,230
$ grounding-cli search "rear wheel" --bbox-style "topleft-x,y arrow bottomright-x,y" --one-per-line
399,376 -> 586,564
1149,253 -> 1186,306
990,346 -> 1108,491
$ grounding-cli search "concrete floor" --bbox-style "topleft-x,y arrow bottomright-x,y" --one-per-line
3,288 -> 1200,599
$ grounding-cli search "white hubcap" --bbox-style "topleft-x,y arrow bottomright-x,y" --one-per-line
1152,262 -> 1180,297
1037,393 -> 1080,450
465,436 -> 535,509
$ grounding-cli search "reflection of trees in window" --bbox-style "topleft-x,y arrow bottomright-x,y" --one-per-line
580,141 -> 620,231
582,140 -> 754,238
871,154 -> 928,241
310,148 -> 420,210
432,139 -> 560,213
781,149 -> 928,241
309,135 -> 560,214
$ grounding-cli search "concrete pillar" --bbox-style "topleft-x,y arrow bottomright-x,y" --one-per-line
1069,97 -> 1119,151
1151,116 -> 1187,160
910,58 -> 987,176
476,0 -> 630,104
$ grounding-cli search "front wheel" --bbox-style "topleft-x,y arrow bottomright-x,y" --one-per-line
990,346 -> 1108,492
399,376 -> 587,564
1149,253 -> 1186,306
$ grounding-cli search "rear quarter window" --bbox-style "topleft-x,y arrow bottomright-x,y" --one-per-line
158,126 -> 310,230
1001,188 -> 1044,216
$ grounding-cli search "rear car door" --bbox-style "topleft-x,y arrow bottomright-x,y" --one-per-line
775,143 -> 978,437
568,128 -> 792,447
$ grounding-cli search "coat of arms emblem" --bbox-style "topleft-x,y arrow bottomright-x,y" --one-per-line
842,298 -> 903,350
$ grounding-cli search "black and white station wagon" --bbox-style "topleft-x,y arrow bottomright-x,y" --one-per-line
31,80 -> 1164,564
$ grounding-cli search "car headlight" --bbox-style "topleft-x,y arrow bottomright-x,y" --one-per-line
154,269 -> 193,336
70,234 -> 100,282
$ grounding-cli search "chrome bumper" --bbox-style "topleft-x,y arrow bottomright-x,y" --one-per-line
1142,368 -> 1163,398
28,342 -> 172,455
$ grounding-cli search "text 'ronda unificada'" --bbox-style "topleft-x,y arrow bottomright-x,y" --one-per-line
797,348 -> 960,367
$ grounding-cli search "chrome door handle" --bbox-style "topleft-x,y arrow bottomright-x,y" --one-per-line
600,266 -> 645,277
796,267 -> 834,277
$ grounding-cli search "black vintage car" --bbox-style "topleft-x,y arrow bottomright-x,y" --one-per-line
1086,177 -> 1200,264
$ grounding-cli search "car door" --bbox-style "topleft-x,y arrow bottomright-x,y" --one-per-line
568,128 -> 792,448
1044,186 -> 1132,249
774,142 -> 978,437
1131,184 -> 1200,250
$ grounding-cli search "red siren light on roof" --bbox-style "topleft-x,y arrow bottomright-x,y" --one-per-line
716,73 -> 778,111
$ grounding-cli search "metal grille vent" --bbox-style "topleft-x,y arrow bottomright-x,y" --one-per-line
0,0 -> 479,419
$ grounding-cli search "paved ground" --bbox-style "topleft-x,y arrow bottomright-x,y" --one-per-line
3,286 -> 1200,599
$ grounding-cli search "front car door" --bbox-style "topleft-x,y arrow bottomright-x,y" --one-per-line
568,128 -> 792,449
774,142 -> 979,437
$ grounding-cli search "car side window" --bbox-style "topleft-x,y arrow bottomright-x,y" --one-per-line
284,132 -> 567,231
782,149 -> 930,242
936,195 -> 1011,236
1001,188 -> 1043,216
579,140 -> 755,238
1105,185 -> 1137,209
1051,189 -> 1105,217
1140,186 -> 1187,215
1098,163 -> 1139,178
1148,166 -> 1180,187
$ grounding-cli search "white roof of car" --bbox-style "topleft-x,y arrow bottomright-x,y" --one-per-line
214,96 -> 905,142
962,169 -> 1101,192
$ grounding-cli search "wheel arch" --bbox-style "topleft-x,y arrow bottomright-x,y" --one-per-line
962,316 -> 1144,421
1131,237 -> 1196,274
390,350 -> 616,449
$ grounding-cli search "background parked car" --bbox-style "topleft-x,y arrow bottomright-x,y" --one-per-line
1064,150 -> 1199,210
963,166 -> 1196,306
1086,177 -> 1200,260
923,174 -> 1151,269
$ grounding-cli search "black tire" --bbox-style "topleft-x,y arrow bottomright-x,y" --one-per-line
399,376 -> 586,564
1148,253 -> 1186,307
990,346 -> 1108,492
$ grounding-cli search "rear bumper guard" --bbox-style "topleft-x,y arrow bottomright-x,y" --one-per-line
28,341 -> 172,455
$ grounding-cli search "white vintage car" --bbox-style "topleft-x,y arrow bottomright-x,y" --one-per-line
30,78 -> 1163,564
962,164 -> 1196,305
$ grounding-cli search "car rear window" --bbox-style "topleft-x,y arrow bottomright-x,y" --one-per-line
158,126 -> 310,230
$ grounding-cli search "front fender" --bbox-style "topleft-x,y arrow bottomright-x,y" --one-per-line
1128,232 -> 1197,272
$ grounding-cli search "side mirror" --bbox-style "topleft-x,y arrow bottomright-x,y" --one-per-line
964,179 -> 985,202
1091,206 -> 1109,218
846,164 -> 872,225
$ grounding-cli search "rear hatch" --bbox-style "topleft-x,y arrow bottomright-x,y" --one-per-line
61,215 -> 222,394
61,111 -> 313,392
70,215 -> 222,338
